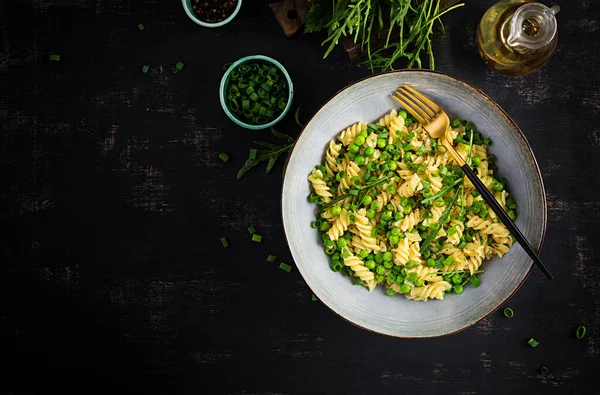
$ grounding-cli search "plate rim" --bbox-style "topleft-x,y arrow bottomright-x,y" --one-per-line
281,69 -> 548,338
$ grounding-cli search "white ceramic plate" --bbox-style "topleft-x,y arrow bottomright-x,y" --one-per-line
281,70 -> 547,338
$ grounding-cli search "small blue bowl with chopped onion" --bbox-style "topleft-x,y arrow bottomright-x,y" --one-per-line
219,55 -> 294,130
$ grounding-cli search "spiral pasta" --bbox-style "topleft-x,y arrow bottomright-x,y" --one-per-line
308,110 -> 516,301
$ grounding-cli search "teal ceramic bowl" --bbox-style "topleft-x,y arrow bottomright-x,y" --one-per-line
219,55 -> 294,130
181,0 -> 242,28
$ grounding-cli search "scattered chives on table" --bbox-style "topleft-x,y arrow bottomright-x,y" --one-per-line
137,23 -> 145,31
527,337 -> 539,348
503,307 -> 514,318
224,61 -> 288,126
279,262 -> 292,272
252,234 -> 262,243
220,237 -> 228,248
249,149 -> 257,160
540,366 -> 549,375
49,54 -> 60,61
266,254 -> 276,262
176,61 -> 185,71
576,325 -> 587,339
219,152 -> 230,163
141,65 -> 150,73
247,226 -> 256,234
311,294 -> 318,301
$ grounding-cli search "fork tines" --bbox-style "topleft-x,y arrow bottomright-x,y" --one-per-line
392,85 -> 440,124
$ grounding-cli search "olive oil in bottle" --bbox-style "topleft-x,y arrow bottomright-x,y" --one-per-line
477,0 -> 560,76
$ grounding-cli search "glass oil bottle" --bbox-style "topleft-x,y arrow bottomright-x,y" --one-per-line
477,0 -> 560,76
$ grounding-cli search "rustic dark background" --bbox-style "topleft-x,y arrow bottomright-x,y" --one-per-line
1,0 -> 599,394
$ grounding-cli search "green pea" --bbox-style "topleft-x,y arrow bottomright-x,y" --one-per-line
362,195 -> 373,206
451,274 -> 462,284
388,161 -> 397,171
388,235 -> 399,245
400,283 -> 411,294
331,206 -> 342,216
383,260 -> 393,269
336,238 -> 347,249
355,155 -> 365,165
375,274 -> 384,283
377,138 -> 386,148
383,252 -> 393,262
398,109 -> 408,120
354,136 -> 366,146
365,260 -> 376,270
366,208 -> 376,218
375,265 -> 386,275
453,284 -> 464,294
385,288 -> 396,296
364,146 -> 375,157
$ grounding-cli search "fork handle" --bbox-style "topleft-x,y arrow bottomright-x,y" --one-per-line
459,162 -> 553,280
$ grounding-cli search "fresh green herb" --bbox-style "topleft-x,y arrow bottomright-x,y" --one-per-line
248,226 -> 256,234
252,234 -> 263,243
576,325 -> 587,339
249,149 -> 258,160
237,128 -> 294,179
503,307 -> 514,318
220,237 -> 228,248
219,152 -> 230,163
279,262 -> 292,272
421,179 -> 462,204
176,61 -> 185,70
267,254 -> 277,262
49,54 -> 61,61
304,0 -> 465,72
141,65 -> 150,73
527,337 -> 539,348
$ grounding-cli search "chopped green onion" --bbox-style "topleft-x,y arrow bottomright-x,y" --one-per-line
137,23 -> 145,31
247,226 -> 256,234
267,254 -> 277,262
527,337 -> 539,348
252,234 -> 262,243
470,275 -> 481,287
279,262 -> 292,272
176,61 -> 184,70
141,65 -> 149,73
576,325 -> 587,339
311,294 -> 318,301
503,307 -> 514,318
219,152 -> 230,163
540,366 -> 549,375
220,237 -> 228,248
49,54 -> 61,61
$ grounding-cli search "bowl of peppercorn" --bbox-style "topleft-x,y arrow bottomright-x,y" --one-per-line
182,0 -> 241,27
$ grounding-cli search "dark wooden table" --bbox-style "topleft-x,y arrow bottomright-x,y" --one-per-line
1,1 -> 599,394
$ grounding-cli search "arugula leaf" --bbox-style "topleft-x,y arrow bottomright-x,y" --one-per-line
304,0 -> 333,33
237,129 -> 295,179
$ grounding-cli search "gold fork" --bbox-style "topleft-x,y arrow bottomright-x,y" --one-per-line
392,84 -> 553,280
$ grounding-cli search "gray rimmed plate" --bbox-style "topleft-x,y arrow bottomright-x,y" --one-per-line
281,70 -> 547,338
